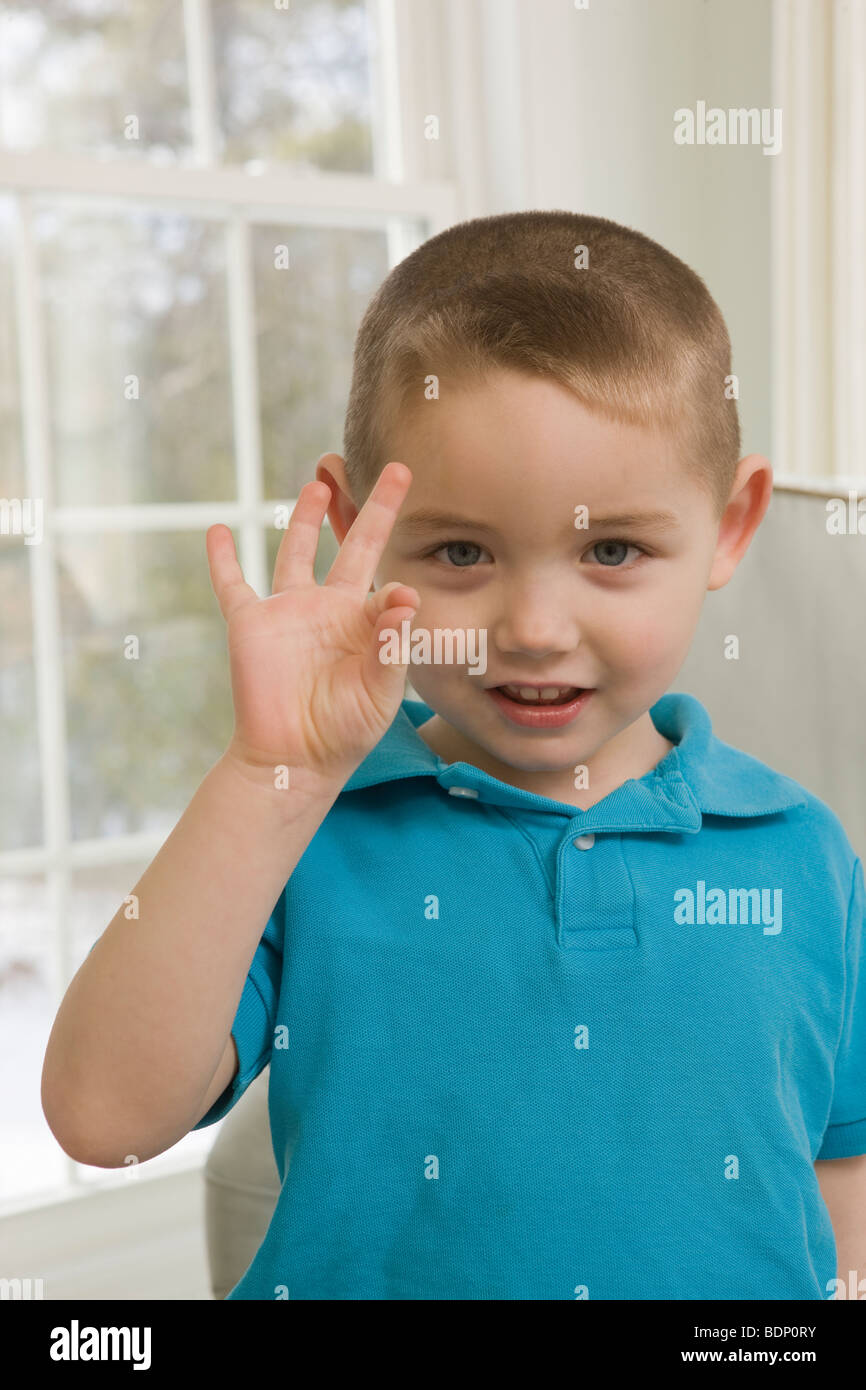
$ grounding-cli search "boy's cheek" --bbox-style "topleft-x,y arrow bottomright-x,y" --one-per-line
603,611 -> 690,674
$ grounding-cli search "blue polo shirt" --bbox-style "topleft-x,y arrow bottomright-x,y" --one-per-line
193,690 -> 866,1300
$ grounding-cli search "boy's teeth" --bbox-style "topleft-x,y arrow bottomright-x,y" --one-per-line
501,684 -> 579,704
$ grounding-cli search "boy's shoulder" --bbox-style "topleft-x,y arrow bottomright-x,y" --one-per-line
675,698 -> 860,878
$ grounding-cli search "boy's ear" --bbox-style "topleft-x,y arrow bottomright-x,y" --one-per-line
706,454 -> 773,591
314,452 -> 360,547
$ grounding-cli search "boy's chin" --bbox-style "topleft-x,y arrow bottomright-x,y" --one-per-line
471,722 -> 590,770
489,739 -> 585,767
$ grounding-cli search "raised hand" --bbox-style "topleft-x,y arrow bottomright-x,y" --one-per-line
206,461 -> 420,788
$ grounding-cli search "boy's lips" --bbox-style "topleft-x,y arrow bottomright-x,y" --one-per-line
484,685 -> 596,728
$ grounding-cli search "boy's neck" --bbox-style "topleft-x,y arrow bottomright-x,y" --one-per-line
416,708 -> 675,811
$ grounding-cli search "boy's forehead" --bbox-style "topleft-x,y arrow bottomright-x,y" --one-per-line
393,432 -> 695,527
399,372 -> 664,444
392,379 -> 685,479
386,372 -> 705,524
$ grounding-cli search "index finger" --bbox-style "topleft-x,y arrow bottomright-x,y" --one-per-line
323,460 -> 413,594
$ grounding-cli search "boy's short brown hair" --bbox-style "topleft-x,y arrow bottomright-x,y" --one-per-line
342,209 -> 741,517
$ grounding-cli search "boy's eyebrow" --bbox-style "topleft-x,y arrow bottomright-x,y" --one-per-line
395,507 -> 682,535
395,509 -> 500,535
581,509 -> 681,531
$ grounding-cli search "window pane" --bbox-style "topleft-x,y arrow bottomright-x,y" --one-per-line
68,862 -> 215,1187
58,530 -> 232,841
0,197 -> 25,498
0,544 -> 41,852
35,204 -> 235,506
253,223 -> 394,499
212,0 -> 376,173
0,877 -> 66,1204
0,0 -> 191,161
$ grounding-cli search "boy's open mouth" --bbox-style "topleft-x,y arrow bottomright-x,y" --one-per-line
494,684 -> 584,706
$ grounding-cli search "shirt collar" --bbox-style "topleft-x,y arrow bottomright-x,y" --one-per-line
340,691 -> 808,833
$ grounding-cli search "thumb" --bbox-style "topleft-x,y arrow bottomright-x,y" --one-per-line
363,580 -> 420,622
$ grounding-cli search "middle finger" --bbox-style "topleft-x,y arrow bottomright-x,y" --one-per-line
323,461 -> 413,595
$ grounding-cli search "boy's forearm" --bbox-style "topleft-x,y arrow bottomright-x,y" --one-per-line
41,752 -> 342,1167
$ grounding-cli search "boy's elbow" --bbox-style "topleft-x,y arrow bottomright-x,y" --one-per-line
42,1105 -> 159,1169
40,1068 -> 121,1168
40,1051 -> 194,1168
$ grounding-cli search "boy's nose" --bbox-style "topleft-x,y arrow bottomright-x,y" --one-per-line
491,585 -> 581,657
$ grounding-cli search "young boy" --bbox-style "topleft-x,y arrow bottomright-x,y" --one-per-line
42,210 -> 865,1300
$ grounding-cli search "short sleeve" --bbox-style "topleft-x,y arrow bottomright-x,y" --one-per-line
191,889 -> 285,1129
817,857 -> 866,1159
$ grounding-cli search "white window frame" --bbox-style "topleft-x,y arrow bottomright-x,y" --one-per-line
0,0 -> 461,1218
770,0 -> 866,489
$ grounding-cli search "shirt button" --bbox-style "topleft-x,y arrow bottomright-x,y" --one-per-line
573,833 -> 595,849
448,786 -> 479,798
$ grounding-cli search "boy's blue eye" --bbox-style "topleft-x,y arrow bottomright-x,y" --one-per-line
426,538 -> 646,569
431,540 -> 489,567
589,540 -> 638,567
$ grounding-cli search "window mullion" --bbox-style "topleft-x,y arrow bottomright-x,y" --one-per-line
370,0 -> 405,183
183,0 -> 220,167
225,214 -> 267,597
831,0 -> 866,479
49,502 -> 260,532
11,192 -> 78,1189
770,0 -> 833,482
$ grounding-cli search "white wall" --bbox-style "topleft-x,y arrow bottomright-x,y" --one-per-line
459,0 -> 774,471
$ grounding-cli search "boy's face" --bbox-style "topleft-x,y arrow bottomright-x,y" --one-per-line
318,370 -> 771,806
